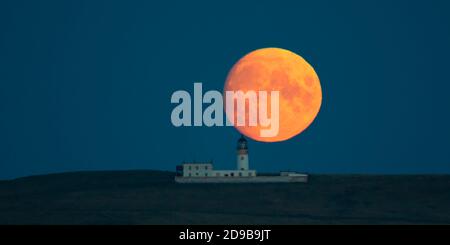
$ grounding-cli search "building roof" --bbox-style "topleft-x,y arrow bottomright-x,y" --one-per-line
181,162 -> 212,165
238,135 -> 247,143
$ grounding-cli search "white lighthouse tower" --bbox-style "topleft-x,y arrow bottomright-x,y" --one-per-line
237,135 -> 249,171
175,134 -> 309,183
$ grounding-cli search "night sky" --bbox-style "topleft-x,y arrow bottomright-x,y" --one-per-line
1,0 -> 450,179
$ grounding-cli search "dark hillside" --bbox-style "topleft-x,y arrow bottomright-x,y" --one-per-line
0,171 -> 449,224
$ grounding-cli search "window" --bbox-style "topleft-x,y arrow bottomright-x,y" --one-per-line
231,173 -> 234,177
241,156 -> 244,160
196,166 -> 199,170
205,166 -> 208,170
239,172 -> 242,177
188,166 -> 192,170
205,173 -> 208,177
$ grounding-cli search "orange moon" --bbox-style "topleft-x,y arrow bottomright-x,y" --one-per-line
224,48 -> 322,142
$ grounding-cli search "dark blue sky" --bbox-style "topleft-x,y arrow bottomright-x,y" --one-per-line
1,0 -> 450,179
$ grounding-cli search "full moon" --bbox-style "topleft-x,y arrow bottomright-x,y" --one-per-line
224,48 -> 322,142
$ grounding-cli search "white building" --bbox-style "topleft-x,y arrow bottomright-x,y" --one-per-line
176,136 -> 256,178
175,135 -> 308,183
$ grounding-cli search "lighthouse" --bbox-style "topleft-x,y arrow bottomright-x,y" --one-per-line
175,135 -> 308,183
237,135 -> 249,171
